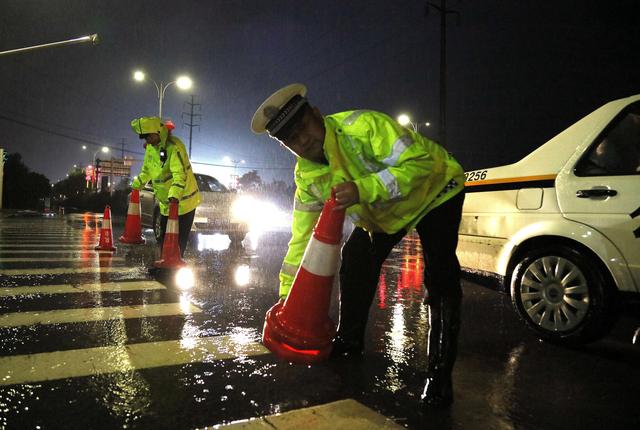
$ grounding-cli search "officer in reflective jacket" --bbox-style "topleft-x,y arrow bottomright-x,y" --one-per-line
130,116 -> 201,256
251,84 -> 465,408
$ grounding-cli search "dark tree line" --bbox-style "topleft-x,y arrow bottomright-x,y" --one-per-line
2,153 -> 50,209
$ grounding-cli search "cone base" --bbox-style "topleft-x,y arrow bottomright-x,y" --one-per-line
95,245 -> 116,251
263,320 -> 332,365
262,301 -> 334,364
153,258 -> 187,269
119,235 -> 146,245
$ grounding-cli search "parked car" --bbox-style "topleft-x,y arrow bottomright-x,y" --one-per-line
457,94 -> 640,344
139,173 -> 250,243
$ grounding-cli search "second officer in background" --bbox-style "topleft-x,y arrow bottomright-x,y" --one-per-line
130,116 -> 200,256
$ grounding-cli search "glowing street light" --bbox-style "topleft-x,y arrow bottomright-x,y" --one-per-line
133,70 -> 193,119
396,114 -> 430,133
93,146 -> 109,165
93,147 -> 109,187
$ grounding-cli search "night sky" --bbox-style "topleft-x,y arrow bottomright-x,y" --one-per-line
1,0 -> 639,186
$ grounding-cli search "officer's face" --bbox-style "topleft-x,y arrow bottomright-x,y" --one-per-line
280,107 -> 326,164
144,133 -> 160,147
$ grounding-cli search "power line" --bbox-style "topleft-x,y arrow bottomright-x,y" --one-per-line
0,113 -> 145,157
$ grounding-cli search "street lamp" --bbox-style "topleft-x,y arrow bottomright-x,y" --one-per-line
397,114 -> 430,133
91,147 -> 109,190
224,156 -> 245,188
133,70 -> 193,119
93,146 -> 109,165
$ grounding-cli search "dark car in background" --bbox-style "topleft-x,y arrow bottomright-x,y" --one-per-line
139,173 -> 251,243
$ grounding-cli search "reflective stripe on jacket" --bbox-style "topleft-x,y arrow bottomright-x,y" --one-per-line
278,110 -> 465,298
131,135 -> 201,216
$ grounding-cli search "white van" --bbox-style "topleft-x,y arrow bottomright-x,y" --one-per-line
457,94 -> 640,344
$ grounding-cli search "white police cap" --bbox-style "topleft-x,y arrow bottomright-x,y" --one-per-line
251,83 -> 308,136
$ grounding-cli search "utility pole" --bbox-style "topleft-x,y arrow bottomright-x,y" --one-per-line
426,0 -> 460,147
120,138 -> 125,159
0,148 -> 5,209
182,95 -> 201,158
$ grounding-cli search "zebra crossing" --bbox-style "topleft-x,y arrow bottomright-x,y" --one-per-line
0,215 -> 270,389
0,214 -> 401,429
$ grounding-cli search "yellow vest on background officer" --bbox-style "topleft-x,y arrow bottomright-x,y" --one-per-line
130,116 -> 200,255
130,117 -> 200,215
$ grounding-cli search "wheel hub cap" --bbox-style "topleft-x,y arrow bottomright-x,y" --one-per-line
519,256 -> 590,332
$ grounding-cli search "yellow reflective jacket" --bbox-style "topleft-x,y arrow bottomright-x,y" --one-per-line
131,135 -> 201,216
278,110 -> 465,298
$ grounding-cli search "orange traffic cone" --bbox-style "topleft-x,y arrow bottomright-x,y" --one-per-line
119,189 -> 145,244
95,205 -> 116,251
262,190 -> 345,364
154,200 -> 186,269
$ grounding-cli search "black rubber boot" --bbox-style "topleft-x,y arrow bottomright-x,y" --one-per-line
330,313 -> 367,359
421,295 -> 461,408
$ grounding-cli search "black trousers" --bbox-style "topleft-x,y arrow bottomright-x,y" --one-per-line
159,209 -> 196,257
338,190 -> 465,339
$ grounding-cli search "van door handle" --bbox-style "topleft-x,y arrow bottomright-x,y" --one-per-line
576,189 -> 617,198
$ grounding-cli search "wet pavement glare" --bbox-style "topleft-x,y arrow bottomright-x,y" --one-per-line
0,212 -> 639,429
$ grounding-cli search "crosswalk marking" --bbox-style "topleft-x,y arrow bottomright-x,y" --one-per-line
212,399 -> 403,429
0,280 -> 165,297
0,244 -> 97,248
0,257 -> 125,263
0,232 -> 93,235
0,334 -> 270,386
0,302 -> 201,328
0,250 -> 112,254
0,267 -> 141,276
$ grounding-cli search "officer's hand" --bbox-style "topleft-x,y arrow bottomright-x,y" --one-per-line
333,182 -> 359,210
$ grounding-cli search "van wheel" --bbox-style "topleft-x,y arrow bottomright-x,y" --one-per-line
510,245 -> 616,345
229,231 -> 246,243
153,208 -> 163,242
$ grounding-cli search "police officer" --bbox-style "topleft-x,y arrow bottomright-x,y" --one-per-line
251,84 -> 465,408
130,117 -> 201,256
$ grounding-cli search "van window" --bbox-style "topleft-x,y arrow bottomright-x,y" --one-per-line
575,106 -> 640,176
196,174 -> 228,192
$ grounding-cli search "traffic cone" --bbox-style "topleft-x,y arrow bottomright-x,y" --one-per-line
154,200 -> 186,269
95,205 -> 116,251
262,190 -> 345,364
119,189 -> 146,244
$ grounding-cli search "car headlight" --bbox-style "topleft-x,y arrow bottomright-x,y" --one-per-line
230,195 -> 256,222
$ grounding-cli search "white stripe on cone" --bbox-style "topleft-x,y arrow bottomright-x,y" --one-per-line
127,202 -> 140,215
166,218 -> 179,235
103,218 -> 113,237
299,237 -> 340,277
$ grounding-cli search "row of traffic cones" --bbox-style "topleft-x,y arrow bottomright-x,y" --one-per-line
95,188 -> 347,365
94,190 -> 185,268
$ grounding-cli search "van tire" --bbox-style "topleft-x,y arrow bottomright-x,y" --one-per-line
510,245 -> 616,345
229,231 -> 246,243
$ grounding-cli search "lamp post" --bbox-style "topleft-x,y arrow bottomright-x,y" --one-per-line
397,114 -> 431,133
92,147 -> 109,190
0,34 -> 99,57
133,70 -> 193,119
224,156 -> 245,189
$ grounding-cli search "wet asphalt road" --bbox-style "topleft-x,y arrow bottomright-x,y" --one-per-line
0,212 -> 639,430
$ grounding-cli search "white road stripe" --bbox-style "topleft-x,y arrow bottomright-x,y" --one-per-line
0,267 -> 140,276
211,399 -> 403,429
0,280 -> 166,297
0,334 -> 269,386
0,302 -> 201,327
0,257 -> 125,262
0,244 -> 97,248
0,250 -> 113,254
